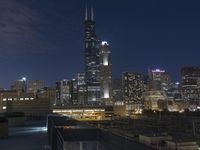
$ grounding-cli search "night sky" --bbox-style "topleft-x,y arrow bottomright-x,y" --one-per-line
0,0 -> 200,88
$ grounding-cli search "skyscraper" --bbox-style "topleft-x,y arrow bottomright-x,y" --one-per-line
69,79 -> 78,105
148,69 -> 171,91
76,72 -> 87,105
55,79 -> 71,105
27,80 -> 44,94
99,41 -> 113,105
84,6 -> 100,104
112,79 -> 123,102
11,77 -> 27,93
181,66 -> 200,102
122,72 -> 144,104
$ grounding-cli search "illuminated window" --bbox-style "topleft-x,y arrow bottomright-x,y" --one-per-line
8,98 -> 12,101
20,98 -> 24,100
103,54 -> 109,66
104,83 -> 109,98
25,98 -> 29,100
30,98 -> 34,100
3,98 -> 7,101
2,106 -> 6,110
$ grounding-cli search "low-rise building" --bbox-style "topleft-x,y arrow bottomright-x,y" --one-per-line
0,90 -> 51,119
5,112 -> 25,127
143,90 -> 167,111
139,133 -> 172,146
166,140 -> 199,150
52,106 -> 113,121
113,105 -> 126,117
0,117 -> 8,138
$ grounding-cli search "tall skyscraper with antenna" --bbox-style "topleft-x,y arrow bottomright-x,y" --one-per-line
84,5 -> 100,104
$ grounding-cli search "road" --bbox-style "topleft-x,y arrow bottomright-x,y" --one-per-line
0,121 -> 48,150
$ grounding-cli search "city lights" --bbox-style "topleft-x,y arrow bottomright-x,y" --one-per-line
22,77 -> 27,81
0,1 -> 200,150
101,41 -> 109,45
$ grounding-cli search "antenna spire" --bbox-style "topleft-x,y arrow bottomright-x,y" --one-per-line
85,6 -> 88,20
91,6 -> 94,21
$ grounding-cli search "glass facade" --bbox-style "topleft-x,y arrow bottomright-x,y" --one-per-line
84,8 -> 100,103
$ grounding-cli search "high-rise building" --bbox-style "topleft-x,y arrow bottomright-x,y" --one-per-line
27,80 -> 44,94
84,6 -> 100,104
11,77 -> 27,92
55,79 -> 71,105
149,69 -> 166,81
181,67 -> 200,102
122,72 -> 144,104
148,69 -> 171,91
69,79 -> 78,105
55,79 -> 78,106
76,72 -> 87,105
112,79 -> 123,102
167,82 -> 182,100
99,41 -> 113,105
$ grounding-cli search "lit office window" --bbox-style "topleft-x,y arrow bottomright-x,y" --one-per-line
8,98 -> 12,101
2,106 -> 6,110
3,98 -> 7,101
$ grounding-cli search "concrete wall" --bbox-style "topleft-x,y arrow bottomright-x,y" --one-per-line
166,141 -> 199,150
7,98 -> 51,119
0,122 -> 8,138
100,130 -> 154,150
8,117 -> 25,127
139,135 -> 172,145
113,105 -> 126,117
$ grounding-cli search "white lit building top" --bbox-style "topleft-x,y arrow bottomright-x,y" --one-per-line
101,41 -> 109,46
152,69 -> 165,73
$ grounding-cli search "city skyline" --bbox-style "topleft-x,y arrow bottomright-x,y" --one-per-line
1,1 -> 200,150
0,0 -> 200,88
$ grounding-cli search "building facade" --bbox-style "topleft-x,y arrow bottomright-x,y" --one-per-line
148,69 -> 171,91
0,90 -> 51,119
27,80 -> 44,94
181,66 -> 200,102
112,79 -> 123,102
76,72 -> 87,105
11,77 -> 27,92
122,72 -> 144,104
143,90 -> 167,110
69,79 -> 78,105
84,7 -> 100,104
55,80 -> 71,105
99,41 -> 113,105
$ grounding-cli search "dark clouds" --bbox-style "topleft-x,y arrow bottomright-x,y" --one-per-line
0,0 -> 45,55
0,0 -> 85,88
0,0 -> 82,56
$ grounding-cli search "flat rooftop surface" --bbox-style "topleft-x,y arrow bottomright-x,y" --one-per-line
0,121 -> 48,150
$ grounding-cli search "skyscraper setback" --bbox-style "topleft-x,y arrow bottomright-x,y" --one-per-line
53,6 -> 113,106
84,6 -> 100,104
100,41 -> 113,105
